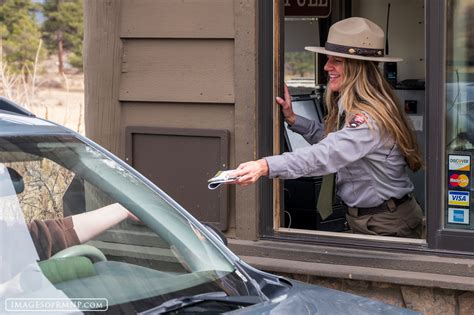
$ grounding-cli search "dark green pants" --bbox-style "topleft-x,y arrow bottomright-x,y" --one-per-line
345,197 -> 424,238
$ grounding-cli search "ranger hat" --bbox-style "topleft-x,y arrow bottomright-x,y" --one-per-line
305,17 -> 402,62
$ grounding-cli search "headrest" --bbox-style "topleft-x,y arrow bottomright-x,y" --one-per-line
0,167 -> 25,196
8,167 -> 24,195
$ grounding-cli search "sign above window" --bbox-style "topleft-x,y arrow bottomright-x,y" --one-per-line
284,0 -> 331,17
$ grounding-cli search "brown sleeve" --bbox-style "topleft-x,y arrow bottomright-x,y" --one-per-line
28,216 -> 81,260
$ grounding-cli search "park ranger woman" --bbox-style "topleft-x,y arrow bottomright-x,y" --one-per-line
232,17 -> 424,238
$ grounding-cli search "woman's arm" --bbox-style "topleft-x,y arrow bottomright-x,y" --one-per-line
289,115 -> 326,144
72,203 -> 138,243
277,84 -> 326,144
28,203 -> 137,260
233,112 -> 381,185
28,216 -> 80,260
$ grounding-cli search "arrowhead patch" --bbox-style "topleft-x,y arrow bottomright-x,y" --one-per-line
347,113 -> 367,128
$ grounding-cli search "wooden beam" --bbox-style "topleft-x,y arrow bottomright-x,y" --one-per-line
234,0 -> 259,240
273,0 -> 283,230
84,0 -> 122,155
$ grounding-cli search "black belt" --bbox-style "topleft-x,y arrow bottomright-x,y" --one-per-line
342,194 -> 412,216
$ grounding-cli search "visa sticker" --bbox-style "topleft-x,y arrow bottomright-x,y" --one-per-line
448,155 -> 470,171
448,208 -> 469,224
448,191 -> 470,206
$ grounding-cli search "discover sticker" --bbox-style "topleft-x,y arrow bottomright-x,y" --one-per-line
448,155 -> 471,171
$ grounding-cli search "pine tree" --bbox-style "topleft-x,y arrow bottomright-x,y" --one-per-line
0,0 -> 43,75
42,0 -> 83,73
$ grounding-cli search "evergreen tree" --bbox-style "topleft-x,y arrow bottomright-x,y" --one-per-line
285,52 -> 314,78
42,0 -> 83,73
0,0 -> 43,75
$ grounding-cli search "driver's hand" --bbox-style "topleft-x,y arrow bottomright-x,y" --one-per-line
126,210 -> 140,222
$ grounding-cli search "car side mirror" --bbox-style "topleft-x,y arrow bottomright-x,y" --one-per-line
203,223 -> 228,246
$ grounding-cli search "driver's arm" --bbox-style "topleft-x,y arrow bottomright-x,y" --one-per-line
28,203 -> 137,260
71,203 -> 137,243
28,216 -> 80,260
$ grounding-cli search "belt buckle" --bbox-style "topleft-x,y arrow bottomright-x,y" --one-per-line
387,199 -> 397,212
342,202 -> 359,216
348,206 -> 358,217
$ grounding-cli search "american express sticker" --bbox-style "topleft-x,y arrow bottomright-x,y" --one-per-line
448,208 -> 469,224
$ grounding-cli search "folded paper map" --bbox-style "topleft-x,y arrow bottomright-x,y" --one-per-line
208,170 -> 239,190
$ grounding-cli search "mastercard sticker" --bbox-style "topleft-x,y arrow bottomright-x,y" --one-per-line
449,173 -> 470,188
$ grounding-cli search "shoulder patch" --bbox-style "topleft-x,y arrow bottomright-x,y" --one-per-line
347,113 -> 367,128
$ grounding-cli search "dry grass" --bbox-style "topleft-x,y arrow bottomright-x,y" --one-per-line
1,44 -> 85,134
1,46 -> 83,221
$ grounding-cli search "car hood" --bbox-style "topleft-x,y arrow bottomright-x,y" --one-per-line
235,279 -> 419,315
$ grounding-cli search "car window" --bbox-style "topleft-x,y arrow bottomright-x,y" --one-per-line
0,135 -> 250,313
6,158 -> 74,222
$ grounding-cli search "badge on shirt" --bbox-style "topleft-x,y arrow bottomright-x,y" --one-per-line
347,113 -> 367,128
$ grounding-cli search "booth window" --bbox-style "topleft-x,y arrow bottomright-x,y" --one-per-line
273,0 -> 428,243
260,0 -> 474,253
444,0 -> 474,231
284,17 -> 317,91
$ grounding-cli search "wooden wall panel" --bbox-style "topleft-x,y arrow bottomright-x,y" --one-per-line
126,127 -> 230,230
120,0 -> 234,38
121,103 -> 235,133
121,102 -> 237,231
119,39 -> 235,103
120,102 -> 235,164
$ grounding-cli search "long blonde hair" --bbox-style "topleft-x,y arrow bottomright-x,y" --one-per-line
324,58 -> 423,171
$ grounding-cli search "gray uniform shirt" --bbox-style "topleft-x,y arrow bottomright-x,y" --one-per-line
265,113 -> 414,208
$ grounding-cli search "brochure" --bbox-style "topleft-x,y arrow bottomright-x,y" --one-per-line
208,170 -> 239,190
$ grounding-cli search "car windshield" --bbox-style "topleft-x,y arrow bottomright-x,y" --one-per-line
0,135 -> 252,313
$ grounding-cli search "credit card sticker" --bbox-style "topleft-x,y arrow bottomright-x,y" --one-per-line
449,173 -> 470,188
448,208 -> 469,224
448,155 -> 470,171
448,191 -> 470,206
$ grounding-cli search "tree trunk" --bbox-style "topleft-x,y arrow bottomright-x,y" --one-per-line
57,31 -> 64,75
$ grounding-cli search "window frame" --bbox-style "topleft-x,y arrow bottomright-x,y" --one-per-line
427,0 -> 474,252
258,0 -> 474,254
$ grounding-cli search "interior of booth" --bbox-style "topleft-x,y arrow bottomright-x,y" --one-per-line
280,0 -> 427,236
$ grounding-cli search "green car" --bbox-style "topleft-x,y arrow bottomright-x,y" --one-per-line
0,98 -> 418,314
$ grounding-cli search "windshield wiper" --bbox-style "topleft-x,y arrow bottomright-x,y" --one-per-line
138,291 -> 262,314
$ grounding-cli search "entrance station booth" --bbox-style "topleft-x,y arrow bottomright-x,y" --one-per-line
280,0 -> 427,233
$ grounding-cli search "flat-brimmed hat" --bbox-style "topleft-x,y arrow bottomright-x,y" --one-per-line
305,17 -> 402,62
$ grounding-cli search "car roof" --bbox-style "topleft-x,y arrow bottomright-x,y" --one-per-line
0,97 -> 71,135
